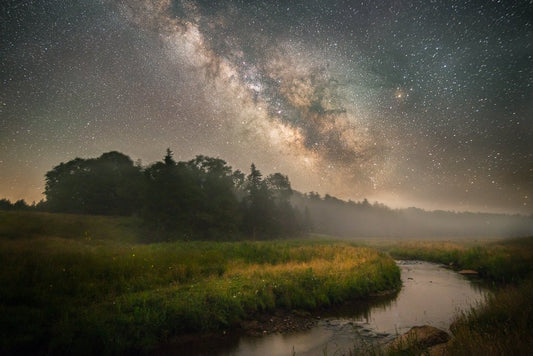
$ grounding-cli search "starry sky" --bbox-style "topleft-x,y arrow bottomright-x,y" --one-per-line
1,0 -> 532,214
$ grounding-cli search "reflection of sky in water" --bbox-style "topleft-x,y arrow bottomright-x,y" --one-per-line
360,261 -> 487,333
224,261 -> 487,356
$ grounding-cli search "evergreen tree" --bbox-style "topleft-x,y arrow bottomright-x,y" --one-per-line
242,164 -> 277,238
42,150 -> 305,240
267,173 -> 299,234
186,156 -> 241,239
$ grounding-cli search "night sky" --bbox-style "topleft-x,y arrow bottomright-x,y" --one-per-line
1,0 -> 532,214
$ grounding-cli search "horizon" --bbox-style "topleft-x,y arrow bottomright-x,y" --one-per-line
2,0 -> 532,216
1,148 -> 531,218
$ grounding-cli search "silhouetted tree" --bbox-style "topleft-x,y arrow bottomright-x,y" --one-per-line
141,153 -> 243,240
0,198 -> 13,210
85,151 -> 144,215
266,173 -> 292,202
186,156 -> 241,238
0,198 -> 44,212
13,200 -> 30,211
142,153 -> 198,238
241,164 -> 277,238
266,173 -> 299,234
163,148 -> 175,166
42,150 -> 308,240
44,152 -> 142,215
45,158 -> 88,213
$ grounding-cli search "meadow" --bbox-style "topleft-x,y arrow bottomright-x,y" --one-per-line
2,211 -> 531,355
0,211 -> 400,354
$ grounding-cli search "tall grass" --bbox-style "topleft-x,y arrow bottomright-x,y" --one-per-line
0,212 -> 400,354
447,279 -> 533,355
369,236 -> 533,356
384,237 -> 533,283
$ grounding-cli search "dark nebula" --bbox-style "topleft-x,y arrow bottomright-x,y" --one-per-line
1,0 -> 532,213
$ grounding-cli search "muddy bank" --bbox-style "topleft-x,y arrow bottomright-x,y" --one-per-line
239,286 -> 400,337
153,310 -> 318,355
239,310 -> 317,336
154,291 -> 400,355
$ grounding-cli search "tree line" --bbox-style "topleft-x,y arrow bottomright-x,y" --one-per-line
0,198 -> 43,211
2,150 -> 531,239
41,150 -> 305,240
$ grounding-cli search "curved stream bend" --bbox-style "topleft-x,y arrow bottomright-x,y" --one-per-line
169,261 -> 487,355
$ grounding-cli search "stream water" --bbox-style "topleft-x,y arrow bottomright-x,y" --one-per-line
167,261 -> 488,355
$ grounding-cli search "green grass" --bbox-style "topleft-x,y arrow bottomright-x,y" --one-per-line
447,278 -> 533,355
356,236 -> 533,356
376,237 -> 533,284
0,211 -> 401,354
0,210 -> 143,242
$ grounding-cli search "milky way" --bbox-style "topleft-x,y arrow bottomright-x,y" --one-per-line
1,0 -> 532,214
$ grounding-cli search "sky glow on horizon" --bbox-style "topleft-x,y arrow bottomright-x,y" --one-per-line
1,0 -> 532,214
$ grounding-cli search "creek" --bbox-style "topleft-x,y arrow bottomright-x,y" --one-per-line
167,261 -> 487,355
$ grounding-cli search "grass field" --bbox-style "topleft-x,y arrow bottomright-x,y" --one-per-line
0,211 -> 400,354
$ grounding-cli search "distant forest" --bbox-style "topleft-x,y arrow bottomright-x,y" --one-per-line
1,150 -> 532,239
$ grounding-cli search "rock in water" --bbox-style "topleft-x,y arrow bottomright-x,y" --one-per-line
390,325 -> 450,351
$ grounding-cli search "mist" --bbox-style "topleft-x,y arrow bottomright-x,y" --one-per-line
292,192 -> 533,238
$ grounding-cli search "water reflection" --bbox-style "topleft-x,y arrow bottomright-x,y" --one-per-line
164,261 -> 487,356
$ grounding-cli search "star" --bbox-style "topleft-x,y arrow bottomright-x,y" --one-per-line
0,0 -> 531,214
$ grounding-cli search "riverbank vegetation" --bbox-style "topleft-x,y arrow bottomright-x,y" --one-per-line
0,211 -> 400,354
441,237 -> 533,355
383,237 -> 533,284
1,207 -> 531,354
361,236 -> 533,355
448,278 -> 533,355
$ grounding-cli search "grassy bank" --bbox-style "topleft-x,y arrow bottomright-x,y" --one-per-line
381,237 -> 533,284
447,278 -> 533,355
365,236 -> 533,355
0,211 -> 400,354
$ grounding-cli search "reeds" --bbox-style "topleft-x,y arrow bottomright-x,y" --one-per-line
447,278 -> 533,355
